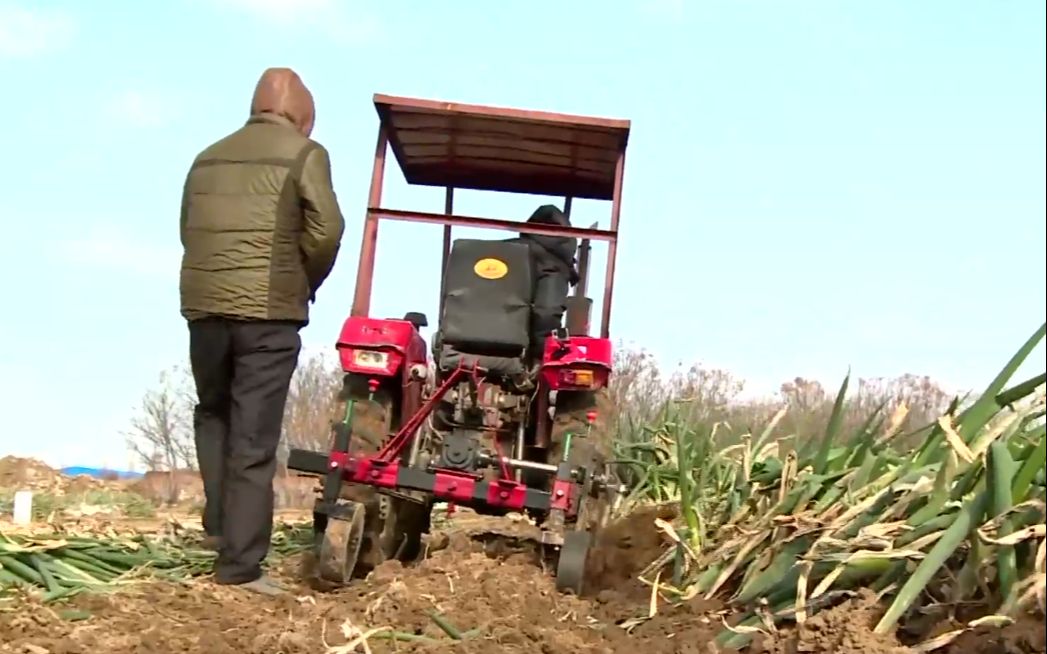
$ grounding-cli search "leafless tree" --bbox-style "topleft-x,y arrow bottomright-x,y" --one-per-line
607,348 -> 670,428
278,352 -> 342,464
125,367 -> 196,503
607,346 -> 952,445
129,342 -> 954,508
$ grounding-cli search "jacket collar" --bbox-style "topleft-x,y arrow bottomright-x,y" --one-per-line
247,112 -> 298,130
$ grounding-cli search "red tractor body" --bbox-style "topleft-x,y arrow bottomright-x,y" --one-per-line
288,94 -> 630,594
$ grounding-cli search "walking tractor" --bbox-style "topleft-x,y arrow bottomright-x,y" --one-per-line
288,94 -> 631,594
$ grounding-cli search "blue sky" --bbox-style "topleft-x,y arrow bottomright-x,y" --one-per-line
0,0 -> 1043,469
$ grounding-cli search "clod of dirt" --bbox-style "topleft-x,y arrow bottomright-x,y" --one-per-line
585,503 -> 680,596
944,614 -> 1046,654
750,589 -> 912,654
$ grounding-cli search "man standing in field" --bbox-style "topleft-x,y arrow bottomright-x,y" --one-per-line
179,68 -> 345,595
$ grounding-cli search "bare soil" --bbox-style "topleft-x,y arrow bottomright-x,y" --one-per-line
749,590 -> 911,654
943,616 -> 1046,654
747,589 -> 1046,654
1,504 -> 1042,654
1,508 -> 728,654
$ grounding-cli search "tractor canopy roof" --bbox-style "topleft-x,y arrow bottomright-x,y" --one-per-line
373,94 -> 631,201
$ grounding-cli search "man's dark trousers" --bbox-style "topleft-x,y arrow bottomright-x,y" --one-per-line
188,317 -> 301,584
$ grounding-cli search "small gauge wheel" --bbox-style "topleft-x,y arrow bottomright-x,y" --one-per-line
555,530 -> 592,595
315,502 -> 366,585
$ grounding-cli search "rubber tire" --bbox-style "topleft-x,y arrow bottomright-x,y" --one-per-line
315,502 -> 366,585
379,497 -> 433,562
546,388 -> 613,475
555,529 -> 592,595
544,388 -> 615,530
335,375 -> 434,570
332,377 -> 394,575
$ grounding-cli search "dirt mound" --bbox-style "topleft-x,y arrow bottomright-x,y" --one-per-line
129,469 -> 205,505
944,615 -> 1046,654
0,456 -> 123,499
750,589 -> 910,654
0,456 -> 60,490
128,469 -> 313,510
585,503 -> 680,595
0,457 -> 161,524
744,589 -> 1046,654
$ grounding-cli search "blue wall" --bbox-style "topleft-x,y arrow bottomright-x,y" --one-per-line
60,467 -> 143,480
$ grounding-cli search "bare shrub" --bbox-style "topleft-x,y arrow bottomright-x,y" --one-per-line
608,349 -> 671,426
278,351 -> 342,464
606,344 -> 953,444
126,343 -> 954,507
124,368 -> 196,504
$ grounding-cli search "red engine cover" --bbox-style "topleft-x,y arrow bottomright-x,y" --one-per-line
336,316 -> 427,377
539,336 -> 613,390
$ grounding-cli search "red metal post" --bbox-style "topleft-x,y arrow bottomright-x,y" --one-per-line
351,127 -> 389,317
438,187 -> 454,318
599,150 -> 625,339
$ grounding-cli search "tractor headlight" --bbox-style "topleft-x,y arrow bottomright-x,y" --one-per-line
351,349 -> 389,369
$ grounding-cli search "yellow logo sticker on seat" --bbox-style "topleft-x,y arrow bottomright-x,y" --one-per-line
473,258 -> 508,280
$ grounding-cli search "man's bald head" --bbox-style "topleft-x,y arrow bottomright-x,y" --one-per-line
250,68 -> 316,137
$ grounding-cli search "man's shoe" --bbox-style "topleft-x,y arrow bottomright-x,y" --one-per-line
235,575 -> 289,596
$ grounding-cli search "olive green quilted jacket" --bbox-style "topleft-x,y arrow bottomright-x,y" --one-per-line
179,113 -> 345,324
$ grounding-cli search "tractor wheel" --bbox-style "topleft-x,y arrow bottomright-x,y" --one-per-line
378,496 -> 433,563
336,376 -> 394,454
554,529 -> 592,595
315,501 -> 366,585
547,388 -> 613,470
546,388 -> 616,531
332,375 -> 434,572
331,376 -> 396,576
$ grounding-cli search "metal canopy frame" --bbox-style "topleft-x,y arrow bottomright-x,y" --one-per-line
351,94 -> 630,339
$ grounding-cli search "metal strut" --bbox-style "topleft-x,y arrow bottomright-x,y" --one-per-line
374,365 -> 468,463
